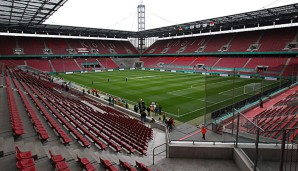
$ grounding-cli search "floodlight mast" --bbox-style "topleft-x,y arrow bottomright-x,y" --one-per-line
137,2 -> 145,53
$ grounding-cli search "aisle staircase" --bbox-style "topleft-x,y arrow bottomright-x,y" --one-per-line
48,60 -> 56,72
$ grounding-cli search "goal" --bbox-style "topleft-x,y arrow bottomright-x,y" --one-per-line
244,83 -> 262,95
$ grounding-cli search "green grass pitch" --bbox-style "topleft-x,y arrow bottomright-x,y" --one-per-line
58,70 -> 280,122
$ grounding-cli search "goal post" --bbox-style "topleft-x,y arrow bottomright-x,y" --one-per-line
244,83 -> 262,95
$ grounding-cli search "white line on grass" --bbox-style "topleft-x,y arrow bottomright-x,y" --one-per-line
129,75 -> 156,79
166,78 -> 246,101
168,93 -> 246,118
219,81 -> 278,97
219,86 -> 245,97
167,77 -> 241,95
167,86 -> 202,94
171,94 -> 201,101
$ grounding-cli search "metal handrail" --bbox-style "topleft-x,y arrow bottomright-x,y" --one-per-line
234,108 -> 264,132
262,126 -> 298,133
153,143 -> 167,165
152,125 -> 170,165
170,140 -> 236,144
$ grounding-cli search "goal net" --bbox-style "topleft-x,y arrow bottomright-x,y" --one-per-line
244,83 -> 262,95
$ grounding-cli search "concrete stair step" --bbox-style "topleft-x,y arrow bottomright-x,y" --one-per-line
33,142 -> 47,159
90,151 -> 101,163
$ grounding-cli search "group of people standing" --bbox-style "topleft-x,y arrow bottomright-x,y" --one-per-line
134,99 -> 167,124
164,115 -> 175,131
134,99 -> 147,122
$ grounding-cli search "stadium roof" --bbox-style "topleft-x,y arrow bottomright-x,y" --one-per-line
2,24 -> 139,39
139,3 -> 298,38
0,0 -> 67,26
0,2 -> 297,39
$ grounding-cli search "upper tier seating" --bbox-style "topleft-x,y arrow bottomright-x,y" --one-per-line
258,27 -> 297,52
18,37 -> 45,55
121,41 -> 140,54
229,31 -> 261,52
144,26 -> 298,54
203,33 -> 234,52
45,38 -> 69,54
0,27 -> 297,56
0,36 -> 16,55
0,36 -> 138,55
144,36 -> 211,54
144,39 -> 170,54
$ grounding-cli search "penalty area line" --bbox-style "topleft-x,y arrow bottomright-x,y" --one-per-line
168,93 -> 246,118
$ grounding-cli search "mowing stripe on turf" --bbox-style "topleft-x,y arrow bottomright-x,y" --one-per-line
167,92 -> 248,117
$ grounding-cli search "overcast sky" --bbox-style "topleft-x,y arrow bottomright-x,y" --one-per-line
44,0 -> 298,31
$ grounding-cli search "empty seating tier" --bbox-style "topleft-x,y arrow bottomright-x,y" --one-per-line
6,76 -> 25,136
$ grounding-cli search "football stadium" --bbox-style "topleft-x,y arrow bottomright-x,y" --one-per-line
0,0 -> 298,171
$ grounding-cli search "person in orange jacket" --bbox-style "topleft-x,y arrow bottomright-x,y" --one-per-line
201,125 -> 207,140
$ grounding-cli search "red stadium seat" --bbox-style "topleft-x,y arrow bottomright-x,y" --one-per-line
16,146 -> 33,160
49,150 -> 65,163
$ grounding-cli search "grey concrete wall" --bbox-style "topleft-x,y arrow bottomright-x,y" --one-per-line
168,144 -> 234,159
234,148 -> 254,171
242,148 -> 294,161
